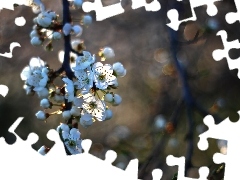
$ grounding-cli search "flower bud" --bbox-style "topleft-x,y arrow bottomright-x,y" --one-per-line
72,25 -> 83,36
33,17 -> 38,24
40,98 -> 51,109
70,128 -> 81,140
104,93 -> 113,102
80,118 -> 93,128
71,39 -> 85,52
30,30 -> 38,38
37,88 -> 49,99
74,0 -> 83,8
63,23 -> 72,36
57,123 -> 70,133
37,13 -> 52,27
113,94 -> 122,106
105,109 -> 113,120
113,62 -> 126,77
70,106 -> 81,116
52,32 -> 62,40
102,47 -> 115,59
62,110 -> 71,120
31,37 -> 42,46
82,15 -> 92,26
35,110 -> 48,120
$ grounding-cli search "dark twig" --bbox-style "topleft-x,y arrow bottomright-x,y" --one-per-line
139,2 -> 224,179
62,0 -> 74,112
168,25 -> 195,176
138,98 -> 184,178
62,0 -> 74,80
71,48 -> 83,56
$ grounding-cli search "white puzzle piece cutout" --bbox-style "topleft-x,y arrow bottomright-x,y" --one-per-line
212,30 -> 240,79
167,0 -> 222,31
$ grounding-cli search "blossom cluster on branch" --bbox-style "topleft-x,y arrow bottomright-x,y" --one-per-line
20,0 -> 126,155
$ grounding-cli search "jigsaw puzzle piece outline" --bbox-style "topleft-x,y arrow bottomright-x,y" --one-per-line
131,0 -> 161,12
197,111 -> 240,179
167,0 -> 222,31
225,0 -> 240,24
82,0 -> 125,21
166,155 -> 209,180
212,30 -> 240,78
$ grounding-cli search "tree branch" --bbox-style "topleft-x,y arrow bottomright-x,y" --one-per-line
62,0 -> 74,111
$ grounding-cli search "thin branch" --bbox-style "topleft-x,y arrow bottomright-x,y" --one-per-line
184,104 -> 194,175
70,48 -> 83,56
62,0 -> 74,111
138,98 -> 184,178
62,0 -> 74,81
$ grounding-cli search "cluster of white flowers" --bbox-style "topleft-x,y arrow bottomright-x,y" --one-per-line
29,0 -> 92,50
20,57 -> 50,98
21,0 -> 126,155
30,10 -> 60,47
57,123 -> 82,154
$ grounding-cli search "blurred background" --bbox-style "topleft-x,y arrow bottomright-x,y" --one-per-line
0,0 -> 239,179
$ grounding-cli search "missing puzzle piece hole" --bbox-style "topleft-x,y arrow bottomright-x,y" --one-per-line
228,48 -> 240,60
228,112 -> 239,122
4,132 -> 16,145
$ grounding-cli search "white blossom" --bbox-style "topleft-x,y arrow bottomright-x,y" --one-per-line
93,62 -> 116,90
20,57 -> 49,92
74,69 -> 93,94
73,51 -> 95,70
61,127 -> 82,155
82,93 -> 106,121
113,62 -> 126,77
62,78 -> 75,102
